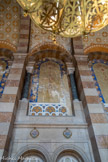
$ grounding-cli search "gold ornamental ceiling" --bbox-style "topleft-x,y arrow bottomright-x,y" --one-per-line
17,0 -> 108,37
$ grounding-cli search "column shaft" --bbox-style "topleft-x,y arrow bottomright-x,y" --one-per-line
22,72 -> 31,99
70,73 -> 78,100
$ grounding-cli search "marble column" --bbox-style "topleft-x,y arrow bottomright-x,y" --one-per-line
66,62 -> 78,101
22,65 -> 33,100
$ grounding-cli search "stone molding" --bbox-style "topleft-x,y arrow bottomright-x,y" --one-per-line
13,144 -> 51,162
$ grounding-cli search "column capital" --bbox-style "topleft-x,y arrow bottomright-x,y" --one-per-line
66,62 -> 75,75
26,66 -> 34,74
26,61 -> 35,74
88,60 -> 93,67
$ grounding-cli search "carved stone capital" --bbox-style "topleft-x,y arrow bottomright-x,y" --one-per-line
66,62 -> 75,75
26,66 -> 34,74
26,61 -> 35,74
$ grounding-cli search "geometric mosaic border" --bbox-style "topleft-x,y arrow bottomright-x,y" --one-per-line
29,103 -> 67,116
0,58 -> 9,98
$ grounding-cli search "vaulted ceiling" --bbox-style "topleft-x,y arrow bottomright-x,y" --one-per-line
0,0 -> 108,56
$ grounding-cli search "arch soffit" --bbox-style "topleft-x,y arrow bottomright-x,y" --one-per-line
88,51 -> 108,62
84,45 -> 108,55
52,144 -> 90,162
14,144 -> 51,162
28,43 -> 72,62
0,48 -> 14,60
0,40 -> 17,53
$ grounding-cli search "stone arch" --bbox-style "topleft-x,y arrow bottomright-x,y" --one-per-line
52,144 -> 90,162
88,51 -> 108,62
13,144 -> 51,162
0,48 -> 13,98
84,45 -> 108,55
29,42 -> 71,55
27,43 -> 72,64
0,48 -> 14,60
0,40 -> 17,52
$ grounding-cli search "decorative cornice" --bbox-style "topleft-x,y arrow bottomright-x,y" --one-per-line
14,123 -> 87,128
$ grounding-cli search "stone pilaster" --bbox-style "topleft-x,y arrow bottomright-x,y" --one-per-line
0,53 -> 27,161
73,36 -> 84,55
75,54 -> 108,162
17,9 -> 30,53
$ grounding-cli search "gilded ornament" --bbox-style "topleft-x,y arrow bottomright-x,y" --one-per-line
17,0 -> 108,37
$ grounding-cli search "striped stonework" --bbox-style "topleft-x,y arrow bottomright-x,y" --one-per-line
0,53 -> 27,160
17,10 -> 30,53
73,36 -> 84,55
75,55 -> 108,162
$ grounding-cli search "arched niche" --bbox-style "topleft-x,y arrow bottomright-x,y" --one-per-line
88,52 -> 108,113
53,145 -> 90,162
26,44 -> 73,117
0,48 -> 13,98
90,59 -> 108,113
57,151 -> 83,162
29,58 -> 72,116
14,145 -> 51,162
18,150 -> 46,162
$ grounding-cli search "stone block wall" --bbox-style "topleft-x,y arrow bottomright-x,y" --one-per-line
75,54 -> 108,162
0,53 -> 26,161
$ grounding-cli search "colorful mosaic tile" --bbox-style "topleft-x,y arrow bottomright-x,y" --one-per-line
91,59 -> 108,114
29,103 -> 67,116
0,0 -> 20,47
83,25 -> 108,50
0,58 -> 9,98
30,22 -> 71,54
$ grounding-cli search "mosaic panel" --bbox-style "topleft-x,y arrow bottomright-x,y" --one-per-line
83,25 -> 108,50
30,22 -> 71,54
91,59 -> 108,114
0,58 -> 9,98
29,103 -> 67,116
29,58 -> 72,116
0,0 -> 20,47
